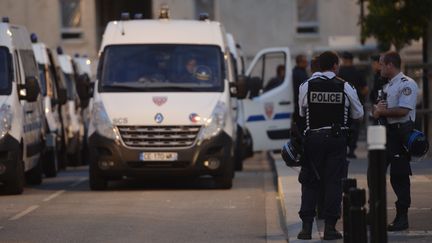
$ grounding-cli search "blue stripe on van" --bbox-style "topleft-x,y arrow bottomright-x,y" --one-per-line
273,113 -> 291,120
246,115 -> 266,122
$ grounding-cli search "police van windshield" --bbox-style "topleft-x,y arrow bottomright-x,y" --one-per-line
100,44 -> 224,92
0,47 -> 12,95
63,72 -> 77,100
37,64 -> 47,96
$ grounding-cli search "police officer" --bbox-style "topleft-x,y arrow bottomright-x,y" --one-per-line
372,51 -> 418,231
297,51 -> 364,240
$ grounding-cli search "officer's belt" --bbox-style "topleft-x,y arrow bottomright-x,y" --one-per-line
387,121 -> 412,130
306,127 -> 349,136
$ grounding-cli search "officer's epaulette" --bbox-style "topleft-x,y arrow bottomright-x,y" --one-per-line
336,76 -> 355,88
401,76 -> 409,82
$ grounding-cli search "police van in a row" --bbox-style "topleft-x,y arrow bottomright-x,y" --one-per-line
0,18 -> 92,194
88,9 -> 293,190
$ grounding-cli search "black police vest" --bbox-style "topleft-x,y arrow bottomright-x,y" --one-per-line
306,76 -> 346,130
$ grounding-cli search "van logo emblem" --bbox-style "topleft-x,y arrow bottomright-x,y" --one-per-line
153,96 -> 167,106
264,102 -> 274,119
155,113 -> 164,124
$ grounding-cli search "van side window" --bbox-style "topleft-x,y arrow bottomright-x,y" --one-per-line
248,52 -> 286,97
19,50 -> 39,79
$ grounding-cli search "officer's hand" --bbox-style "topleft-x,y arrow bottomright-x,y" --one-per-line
373,100 -> 387,117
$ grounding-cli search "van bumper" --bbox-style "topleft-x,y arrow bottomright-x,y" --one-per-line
0,134 -> 20,182
88,131 -> 233,178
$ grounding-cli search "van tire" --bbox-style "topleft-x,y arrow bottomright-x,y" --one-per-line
25,159 -> 43,185
4,149 -> 25,195
43,149 -> 58,178
89,163 -> 107,191
214,160 -> 234,189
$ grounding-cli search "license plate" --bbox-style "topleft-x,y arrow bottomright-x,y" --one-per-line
139,152 -> 178,161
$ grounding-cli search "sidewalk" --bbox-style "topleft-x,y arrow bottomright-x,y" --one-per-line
272,141 -> 432,242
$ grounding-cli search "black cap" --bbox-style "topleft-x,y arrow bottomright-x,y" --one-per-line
341,51 -> 353,60
370,54 -> 380,62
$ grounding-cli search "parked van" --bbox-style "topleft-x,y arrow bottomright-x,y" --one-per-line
31,36 -> 66,177
88,11 -> 247,190
55,49 -> 84,166
0,19 -> 44,194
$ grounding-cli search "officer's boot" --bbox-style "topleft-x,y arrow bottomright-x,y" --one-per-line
388,207 -> 409,231
297,221 -> 313,240
323,221 -> 343,240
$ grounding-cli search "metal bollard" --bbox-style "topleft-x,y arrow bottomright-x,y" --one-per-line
342,178 -> 357,243
367,126 -> 388,243
349,188 -> 367,243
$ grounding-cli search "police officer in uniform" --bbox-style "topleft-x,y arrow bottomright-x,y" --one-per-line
372,51 -> 418,231
297,51 -> 364,240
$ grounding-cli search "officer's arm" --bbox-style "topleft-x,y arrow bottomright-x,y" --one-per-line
345,83 -> 364,120
374,105 -> 410,118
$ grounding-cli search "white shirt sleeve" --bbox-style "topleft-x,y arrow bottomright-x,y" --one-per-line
398,80 -> 418,110
344,83 -> 364,119
298,82 -> 308,117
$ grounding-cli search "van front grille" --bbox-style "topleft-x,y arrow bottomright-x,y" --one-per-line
117,125 -> 201,148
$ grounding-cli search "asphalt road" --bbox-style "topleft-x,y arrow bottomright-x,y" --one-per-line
0,153 -> 286,243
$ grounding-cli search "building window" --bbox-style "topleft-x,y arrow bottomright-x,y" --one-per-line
60,0 -> 83,39
195,0 -> 214,20
296,0 -> 319,34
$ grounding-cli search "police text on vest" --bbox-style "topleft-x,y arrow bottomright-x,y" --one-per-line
310,92 -> 343,104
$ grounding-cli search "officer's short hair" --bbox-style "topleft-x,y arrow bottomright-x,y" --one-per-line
319,51 -> 339,71
383,51 -> 401,69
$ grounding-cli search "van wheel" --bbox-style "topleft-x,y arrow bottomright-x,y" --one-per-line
214,160 -> 234,189
25,159 -> 43,185
43,149 -> 58,178
89,163 -> 107,191
4,149 -> 25,195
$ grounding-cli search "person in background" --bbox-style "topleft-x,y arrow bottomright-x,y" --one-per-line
369,54 -> 388,103
338,51 -> 368,158
263,64 -> 285,92
292,54 -> 309,128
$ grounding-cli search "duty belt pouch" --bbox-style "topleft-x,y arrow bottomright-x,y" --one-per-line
331,123 -> 342,137
397,121 -> 414,144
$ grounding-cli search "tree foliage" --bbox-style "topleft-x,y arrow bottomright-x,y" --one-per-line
361,0 -> 432,51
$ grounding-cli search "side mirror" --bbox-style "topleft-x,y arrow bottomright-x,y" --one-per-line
229,82 -> 239,98
58,88 -> 67,105
235,75 -> 248,99
24,76 -> 40,102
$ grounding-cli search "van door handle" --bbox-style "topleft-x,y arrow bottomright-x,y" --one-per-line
279,101 -> 291,105
26,110 -> 33,114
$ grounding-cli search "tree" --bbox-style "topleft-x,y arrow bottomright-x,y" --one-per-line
361,0 -> 432,51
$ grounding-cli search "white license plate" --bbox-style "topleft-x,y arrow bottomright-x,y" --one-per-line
139,152 -> 178,161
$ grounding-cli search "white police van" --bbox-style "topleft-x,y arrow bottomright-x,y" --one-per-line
88,10 -> 249,190
55,49 -> 85,166
31,36 -> 67,177
0,18 -> 44,194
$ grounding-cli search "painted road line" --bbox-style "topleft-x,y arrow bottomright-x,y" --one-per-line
43,190 -> 66,202
389,231 -> 432,236
69,177 -> 88,188
388,207 -> 431,211
9,205 -> 40,221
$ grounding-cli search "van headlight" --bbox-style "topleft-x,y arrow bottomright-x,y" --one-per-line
0,104 -> 13,139
91,102 -> 120,141
197,101 -> 227,142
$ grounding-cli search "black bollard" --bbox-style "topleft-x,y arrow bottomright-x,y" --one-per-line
367,126 -> 388,243
342,178 -> 357,243
349,188 -> 367,243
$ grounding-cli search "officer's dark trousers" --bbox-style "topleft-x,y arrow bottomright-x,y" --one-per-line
387,127 -> 412,210
299,132 -> 348,224
348,120 -> 360,154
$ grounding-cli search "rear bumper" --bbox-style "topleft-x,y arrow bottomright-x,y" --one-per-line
88,131 -> 233,178
0,134 -> 20,182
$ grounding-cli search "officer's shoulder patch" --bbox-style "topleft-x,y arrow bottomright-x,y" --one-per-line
401,76 -> 409,82
402,86 -> 412,96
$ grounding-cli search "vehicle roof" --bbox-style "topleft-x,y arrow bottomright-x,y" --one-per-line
100,19 -> 226,51
0,23 -> 33,51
